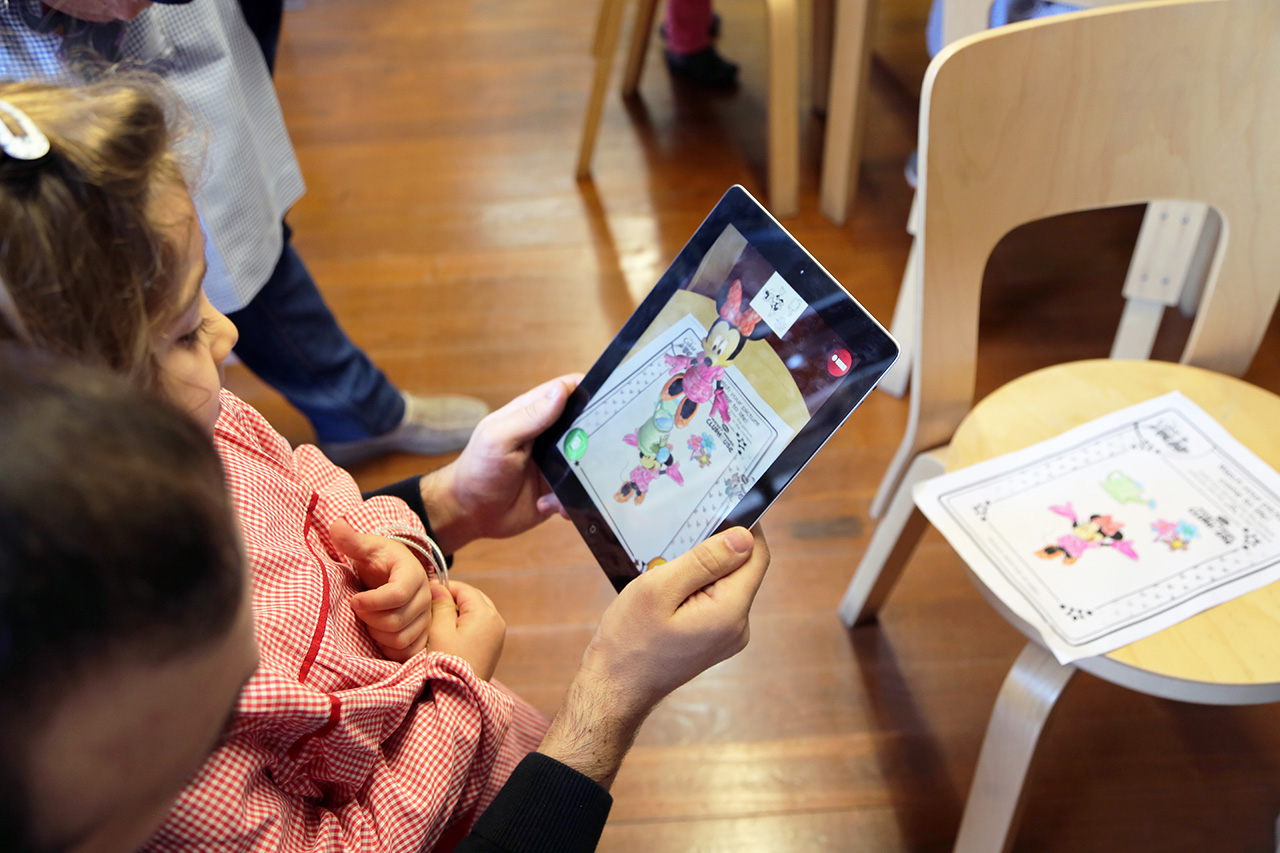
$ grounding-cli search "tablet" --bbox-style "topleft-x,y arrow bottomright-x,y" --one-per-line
533,186 -> 899,591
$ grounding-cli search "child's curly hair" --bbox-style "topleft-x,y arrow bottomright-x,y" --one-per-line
0,76 -> 192,391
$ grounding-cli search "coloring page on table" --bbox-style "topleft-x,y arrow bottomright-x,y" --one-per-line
916,392 -> 1280,662
560,314 -> 794,571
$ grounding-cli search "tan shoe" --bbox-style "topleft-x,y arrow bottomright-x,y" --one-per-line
319,391 -> 489,465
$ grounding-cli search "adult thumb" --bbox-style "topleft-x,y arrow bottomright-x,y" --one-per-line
487,375 -> 579,449
660,527 -> 755,605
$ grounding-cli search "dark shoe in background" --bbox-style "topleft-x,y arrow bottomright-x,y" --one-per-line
664,46 -> 739,89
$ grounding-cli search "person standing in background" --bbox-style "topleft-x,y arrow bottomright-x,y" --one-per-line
663,0 -> 738,89
0,0 -> 490,464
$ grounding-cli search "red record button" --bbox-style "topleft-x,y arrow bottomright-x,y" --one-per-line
827,348 -> 852,377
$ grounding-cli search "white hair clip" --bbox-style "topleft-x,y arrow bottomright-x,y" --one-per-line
0,99 -> 50,162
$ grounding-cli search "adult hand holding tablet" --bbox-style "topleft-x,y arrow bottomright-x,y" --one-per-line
534,186 -> 899,590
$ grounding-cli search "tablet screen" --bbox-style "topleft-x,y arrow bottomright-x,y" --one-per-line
535,186 -> 897,590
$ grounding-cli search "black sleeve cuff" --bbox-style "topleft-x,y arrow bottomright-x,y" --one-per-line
456,753 -> 613,853
361,476 -> 453,567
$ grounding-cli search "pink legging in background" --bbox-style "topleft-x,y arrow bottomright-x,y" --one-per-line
664,0 -> 714,55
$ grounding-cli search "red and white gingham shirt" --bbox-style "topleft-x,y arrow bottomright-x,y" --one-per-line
145,391 -> 549,852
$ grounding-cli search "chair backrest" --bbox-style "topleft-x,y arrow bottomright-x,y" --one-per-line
912,0 -> 1280,453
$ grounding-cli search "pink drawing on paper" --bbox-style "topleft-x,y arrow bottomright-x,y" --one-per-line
1034,502 -> 1139,564
1152,519 -> 1198,552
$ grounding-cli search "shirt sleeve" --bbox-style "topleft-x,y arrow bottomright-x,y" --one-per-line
289,444 -> 420,534
362,475 -> 429,528
455,754 -> 613,853
361,475 -> 454,567
217,392 -> 435,559
145,659 -> 548,853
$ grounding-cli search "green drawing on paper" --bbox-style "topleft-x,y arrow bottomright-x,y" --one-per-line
1101,470 -> 1155,507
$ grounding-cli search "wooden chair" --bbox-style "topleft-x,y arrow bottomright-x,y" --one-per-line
820,0 -> 1125,224
576,0 -> 801,217
945,363 -> 1280,852
869,0 -> 1234,521
875,0 -> 1220,400
833,1 -> 1280,847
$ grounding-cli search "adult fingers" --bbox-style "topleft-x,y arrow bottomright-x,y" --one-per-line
536,492 -> 568,520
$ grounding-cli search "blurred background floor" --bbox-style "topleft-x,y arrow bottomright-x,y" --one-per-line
223,1 -> 1280,849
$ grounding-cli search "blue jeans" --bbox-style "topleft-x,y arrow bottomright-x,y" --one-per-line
927,0 -> 1084,56
226,225 -> 406,442
235,0 -> 283,73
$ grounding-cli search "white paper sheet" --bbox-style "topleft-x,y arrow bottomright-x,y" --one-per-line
913,392 -> 1280,664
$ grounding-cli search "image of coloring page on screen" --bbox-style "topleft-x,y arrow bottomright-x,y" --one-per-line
557,224 -> 844,571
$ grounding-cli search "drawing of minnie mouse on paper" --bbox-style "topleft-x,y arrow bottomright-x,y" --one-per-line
1035,502 -> 1139,564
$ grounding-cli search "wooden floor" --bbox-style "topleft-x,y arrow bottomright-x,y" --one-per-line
225,0 -> 1280,849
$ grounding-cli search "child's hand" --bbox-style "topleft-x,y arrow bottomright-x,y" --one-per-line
331,518 -> 434,663
426,581 -> 506,681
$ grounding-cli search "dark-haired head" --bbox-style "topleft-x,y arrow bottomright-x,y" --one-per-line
0,349 -> 255,853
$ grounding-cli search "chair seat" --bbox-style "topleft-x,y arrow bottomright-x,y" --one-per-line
947,359 -> 1280,703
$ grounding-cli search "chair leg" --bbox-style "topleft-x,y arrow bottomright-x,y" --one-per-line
839,448 -> 945,627
877,190 -> 919,398
878,229 -> 918,398
577,0 -> 629,180
811,0 -> 834,114
590,0 -> 612,56
819,0 -> 878,224
622,0 -> 660,96
869,198 -> 921,519
763,0 -> 800,217
954,642 -> 1076,853
869,400 -> 923,520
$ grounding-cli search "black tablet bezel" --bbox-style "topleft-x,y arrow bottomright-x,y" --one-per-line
533,185 -> 899,591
